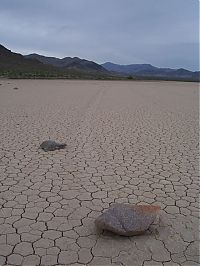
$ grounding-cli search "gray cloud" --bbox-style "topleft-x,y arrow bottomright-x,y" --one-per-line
0,0 -> 199,70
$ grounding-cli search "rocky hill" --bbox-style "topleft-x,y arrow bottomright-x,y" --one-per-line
0,45 -> 114,79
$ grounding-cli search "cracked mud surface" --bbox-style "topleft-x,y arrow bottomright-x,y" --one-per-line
0,79 -> 199,266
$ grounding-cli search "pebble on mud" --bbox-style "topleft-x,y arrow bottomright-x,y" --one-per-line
95,203 -> 161,236
40,140 -> 66,151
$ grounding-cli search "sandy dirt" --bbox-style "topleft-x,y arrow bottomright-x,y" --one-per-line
0,79 -> 199,265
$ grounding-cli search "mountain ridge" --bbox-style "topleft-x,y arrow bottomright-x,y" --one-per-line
25,53 -> 107,72
102,62 -> 199,80
0,44 -> 114,79
0,44 -> 199,81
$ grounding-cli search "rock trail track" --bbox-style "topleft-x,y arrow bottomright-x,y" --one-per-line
0,79 -> 199,266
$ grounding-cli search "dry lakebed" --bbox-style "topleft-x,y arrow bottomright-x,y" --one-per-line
0,79 -> 199,266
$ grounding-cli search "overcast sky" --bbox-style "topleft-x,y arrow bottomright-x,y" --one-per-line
0,0 -> 199,70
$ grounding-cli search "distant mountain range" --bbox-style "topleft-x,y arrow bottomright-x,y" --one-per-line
0,44 -> 199,81
25,54 -> 106,72
102,62 -> 199,81
0,44 -> 113,79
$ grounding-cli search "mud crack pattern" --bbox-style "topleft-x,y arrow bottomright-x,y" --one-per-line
0,80 -> 199,266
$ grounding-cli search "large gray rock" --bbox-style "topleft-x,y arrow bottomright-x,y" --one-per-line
95,204 -> 160,236
40,140 -> 66,151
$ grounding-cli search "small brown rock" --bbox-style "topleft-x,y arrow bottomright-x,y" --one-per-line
95,203 -> 160,236
40,140 -> 66,151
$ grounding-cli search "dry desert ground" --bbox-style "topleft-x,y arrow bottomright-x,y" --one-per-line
0,79 -> 199,266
